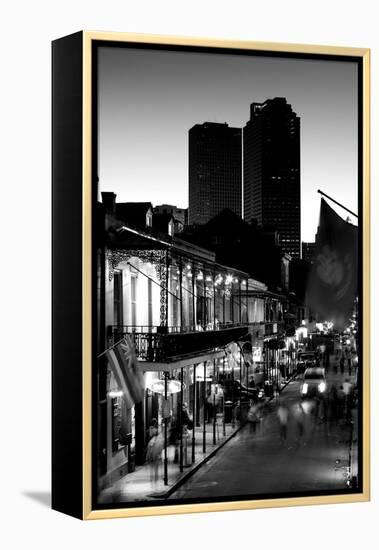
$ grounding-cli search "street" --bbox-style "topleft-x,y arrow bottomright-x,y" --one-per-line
169,355 -> 357,500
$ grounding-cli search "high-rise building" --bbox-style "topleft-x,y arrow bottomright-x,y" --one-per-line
243,98 -> 301,258
302,241 -> 316,263
188,122 -> 242,225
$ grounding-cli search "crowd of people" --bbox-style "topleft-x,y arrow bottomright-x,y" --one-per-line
245,343 -> 357,447
144,340 -> 357,488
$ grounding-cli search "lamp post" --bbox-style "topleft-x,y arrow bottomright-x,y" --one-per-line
222,357 -> 226,436
213,271 -> 216,329
231,362 -> 235,429
179,367 -> 184,472
245,280 -> 249,324
192,264 -> 195,330
202,273 -> 206,328
231,283 -> 234,323
163,371 -> 168,485
239,346 -> 242,420
239,280 -> 242,324
223,286 -> 226,325
192,365 -> 196,463
148,376 -> 183,486
203,361 -> 206,453
213,359 -> 216,445
179,261 -> 183,329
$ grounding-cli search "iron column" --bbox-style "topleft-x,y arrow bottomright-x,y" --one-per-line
203,361 -> 206,453
192,364 -> 196,463
163,371 -> 168,485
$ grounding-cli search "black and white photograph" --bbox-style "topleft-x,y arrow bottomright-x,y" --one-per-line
93,40 -> 364,510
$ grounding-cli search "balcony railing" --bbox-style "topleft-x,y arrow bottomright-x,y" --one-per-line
108,322 -> 251,334
107,324 -> 250,362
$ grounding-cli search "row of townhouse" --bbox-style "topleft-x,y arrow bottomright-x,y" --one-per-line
96,197 -> 302,490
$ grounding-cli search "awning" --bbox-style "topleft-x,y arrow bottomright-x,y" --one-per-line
139,349 -> 226,372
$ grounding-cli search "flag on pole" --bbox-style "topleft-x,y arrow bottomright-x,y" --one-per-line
306,198 -> 358,330
105,336 -> 144,406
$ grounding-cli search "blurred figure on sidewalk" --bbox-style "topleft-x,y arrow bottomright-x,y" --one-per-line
145,424 -> 164,490
148,418 -> 158,439
247,401 -> 260,434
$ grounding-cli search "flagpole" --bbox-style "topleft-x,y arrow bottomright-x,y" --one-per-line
317,189 -> 358,218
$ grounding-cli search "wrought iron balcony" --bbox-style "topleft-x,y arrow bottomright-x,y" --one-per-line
107,324 -> 249,363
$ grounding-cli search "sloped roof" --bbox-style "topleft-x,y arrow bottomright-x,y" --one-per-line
115,202 -> 152,228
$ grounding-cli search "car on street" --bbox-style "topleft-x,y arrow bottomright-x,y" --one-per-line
223,379 -> 264,404
300,366 -> 327,397
296,351 -> 319,373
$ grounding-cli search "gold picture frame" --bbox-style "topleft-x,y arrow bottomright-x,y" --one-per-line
52,31 -> 370,520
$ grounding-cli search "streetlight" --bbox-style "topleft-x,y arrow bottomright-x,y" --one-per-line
148,377 -> 184,485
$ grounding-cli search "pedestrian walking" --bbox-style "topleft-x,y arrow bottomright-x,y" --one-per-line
247,402 -> 260,434
206,391 -> 213,423
333,359 -> 338,374
181,402 -> 193,466
258,402 -> 267,435
328,383 -> 338,426
277,404 -> 289,444
340,356 -> 345,375
292,402 -> 305,444
342,379 -> 353,420
325,350 -> 330,372
148,418 -> 158,439
348,357 -> 352,376
337,385 -> 345,419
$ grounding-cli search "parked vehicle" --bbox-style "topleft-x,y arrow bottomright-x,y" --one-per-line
223,379 -> 264,404
297,351 -> 318,373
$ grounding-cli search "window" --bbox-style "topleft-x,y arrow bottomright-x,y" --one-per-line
147,278 -> 153,328
113,270 -> 123,326
131,275 -> 137,326
146,209 -> 153,227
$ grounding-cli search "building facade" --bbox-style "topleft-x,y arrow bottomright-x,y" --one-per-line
302,241 -> 316,263
154,204 -> 188,226
243,98 -> 301,258
188,122 -> 242,225
96,198 -> 302,493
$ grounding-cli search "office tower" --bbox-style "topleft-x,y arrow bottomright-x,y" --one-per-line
188,122 -> 242,225
243,98 -> 301,258
302,241 -> 316,263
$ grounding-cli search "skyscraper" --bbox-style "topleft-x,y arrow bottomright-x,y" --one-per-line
188,122 -> 242,225
243,98 -> 301,258
302,241 -> 316,263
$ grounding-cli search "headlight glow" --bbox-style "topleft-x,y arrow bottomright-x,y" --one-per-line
318,382 -> 326,393
301,383 -> 308,395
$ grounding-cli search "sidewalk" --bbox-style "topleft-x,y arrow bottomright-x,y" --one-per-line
98,415 -> 240,504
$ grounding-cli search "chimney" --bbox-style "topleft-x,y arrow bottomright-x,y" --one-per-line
101,192 -> 116,214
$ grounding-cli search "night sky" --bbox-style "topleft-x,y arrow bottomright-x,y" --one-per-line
98,46 -> 358,242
